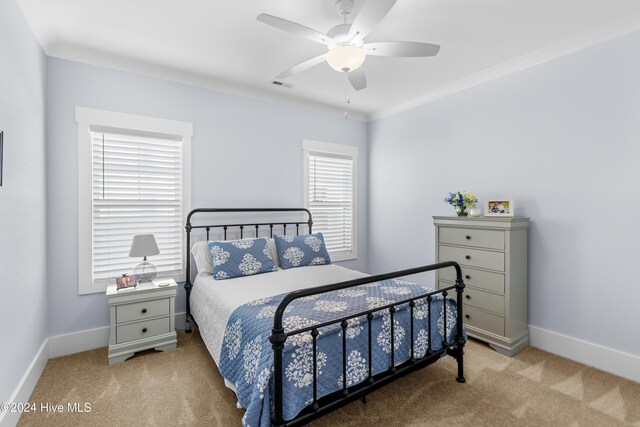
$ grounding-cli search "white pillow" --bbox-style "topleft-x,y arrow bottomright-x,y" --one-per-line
264,237 -> 280,268
190,237 -> 280,275
191,241 -> 213,275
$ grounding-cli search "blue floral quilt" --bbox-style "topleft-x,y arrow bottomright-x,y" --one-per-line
219,278 -> 461,427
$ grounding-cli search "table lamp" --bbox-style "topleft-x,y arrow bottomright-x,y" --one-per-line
129,234 -> 160,282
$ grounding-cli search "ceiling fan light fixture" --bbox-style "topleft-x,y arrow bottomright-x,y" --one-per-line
326,44 -> 366,72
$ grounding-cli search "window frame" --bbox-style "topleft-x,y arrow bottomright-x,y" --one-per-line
76,107 -> 192,295
302,139 -> 358,262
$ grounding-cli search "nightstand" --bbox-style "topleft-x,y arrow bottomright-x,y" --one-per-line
106,278 -> 177,365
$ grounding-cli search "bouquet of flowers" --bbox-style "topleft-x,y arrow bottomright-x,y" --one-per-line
444,191 -> 477,216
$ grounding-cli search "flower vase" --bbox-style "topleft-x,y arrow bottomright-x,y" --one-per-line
456,207 -> 468,217
469,206 -> 481,217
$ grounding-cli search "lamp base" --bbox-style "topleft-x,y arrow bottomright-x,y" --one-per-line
133,259 -> 157,283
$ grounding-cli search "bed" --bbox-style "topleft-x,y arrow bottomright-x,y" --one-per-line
184,208 -> 466,426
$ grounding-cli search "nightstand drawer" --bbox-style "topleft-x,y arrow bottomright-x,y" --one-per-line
464,306 -> 504,337
116,317 -> 170,344
439,245 -> 504,272
116,298 -> 170,324
439,267 -> 505,294
439,227 -> 504,250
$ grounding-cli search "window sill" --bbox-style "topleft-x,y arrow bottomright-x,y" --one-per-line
330,251 -> 357,262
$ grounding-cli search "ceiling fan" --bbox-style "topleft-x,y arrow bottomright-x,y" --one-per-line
257,0 -> 440,91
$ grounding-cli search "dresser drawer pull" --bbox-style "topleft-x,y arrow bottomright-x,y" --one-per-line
465,314 -> 470,319
141,308 -> 147,314
465,275 -> 470,280
465,255 -> 471,260
142,328 -> 148,333
465,295 -> 471,300
465,235 -> 471,240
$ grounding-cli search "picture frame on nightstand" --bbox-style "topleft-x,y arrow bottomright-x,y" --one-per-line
116,274 -> 138,290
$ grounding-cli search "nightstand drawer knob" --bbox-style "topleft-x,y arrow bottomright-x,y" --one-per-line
465,295 -> 471,300
141,308 -> 147,314
465,235 -> 471,240
465,314 -> 470,319
142,328 -> 148,333
465,255 -> 471,260
465,275 -> 470,280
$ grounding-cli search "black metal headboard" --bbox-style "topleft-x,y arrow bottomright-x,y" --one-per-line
183,208 -> 313,331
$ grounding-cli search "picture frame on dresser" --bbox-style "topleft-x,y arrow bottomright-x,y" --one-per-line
485,199 -> 514,217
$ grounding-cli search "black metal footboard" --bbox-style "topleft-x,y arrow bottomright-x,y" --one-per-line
270,262 -> 466,426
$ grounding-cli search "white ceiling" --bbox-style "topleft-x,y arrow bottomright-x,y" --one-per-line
18,0 -> 640,121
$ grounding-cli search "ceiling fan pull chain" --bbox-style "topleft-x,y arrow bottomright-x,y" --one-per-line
344,71 -> 351,119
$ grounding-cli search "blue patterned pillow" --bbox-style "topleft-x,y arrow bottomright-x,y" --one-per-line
208,238 -> 277,280
274,233 -> 331,269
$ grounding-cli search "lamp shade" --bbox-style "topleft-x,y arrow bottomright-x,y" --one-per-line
129,234 -> 160,258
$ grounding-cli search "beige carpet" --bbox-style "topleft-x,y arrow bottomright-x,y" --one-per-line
17,331 -> 640,427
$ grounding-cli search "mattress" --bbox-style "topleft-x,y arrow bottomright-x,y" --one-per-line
190,264 -> 368,366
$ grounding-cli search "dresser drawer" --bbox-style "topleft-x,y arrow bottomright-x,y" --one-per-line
464,306 -> 504,337
116,298 -> 170,324
460,285 -> 504,315
439,267 -> 505,294
439,245 -> 505,272
116,317 -> 170,344
438,281 -> 504,315
439,227 -> 504,250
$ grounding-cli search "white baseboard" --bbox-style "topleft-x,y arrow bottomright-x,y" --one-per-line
529,325 -> 640,383
47,326 -> 110,359
0,340 -> 49,427
48,312 -> 188,359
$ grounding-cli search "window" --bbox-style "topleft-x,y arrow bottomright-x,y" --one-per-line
303,140 -> 357,261
76,107 -> 192,294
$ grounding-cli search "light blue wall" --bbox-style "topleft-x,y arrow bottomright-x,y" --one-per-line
368,31 -> 640,356
46,58 -> 368,336
0,0 -> 47,406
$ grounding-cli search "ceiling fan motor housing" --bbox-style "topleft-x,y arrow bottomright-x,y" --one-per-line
327,23 -> 363,47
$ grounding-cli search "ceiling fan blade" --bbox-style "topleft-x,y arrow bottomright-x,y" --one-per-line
364,41 -> 441,57
348,0 -> 397,43
348,67 -> 367,91
257,14 -> 335,47
275,54 -> 327,79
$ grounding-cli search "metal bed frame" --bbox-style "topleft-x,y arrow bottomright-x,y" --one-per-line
184,208 -> 466,427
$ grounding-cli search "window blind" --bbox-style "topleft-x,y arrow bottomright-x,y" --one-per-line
307,153 -> 354,255
91,130 -> 184,282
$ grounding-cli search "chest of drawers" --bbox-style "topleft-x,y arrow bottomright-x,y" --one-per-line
434,216 -> 529,356
106,279 -> 177,364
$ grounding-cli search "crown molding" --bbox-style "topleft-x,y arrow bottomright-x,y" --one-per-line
369,11 -> 640,122
46,43 -> 369,123
42,9 -> 640,124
